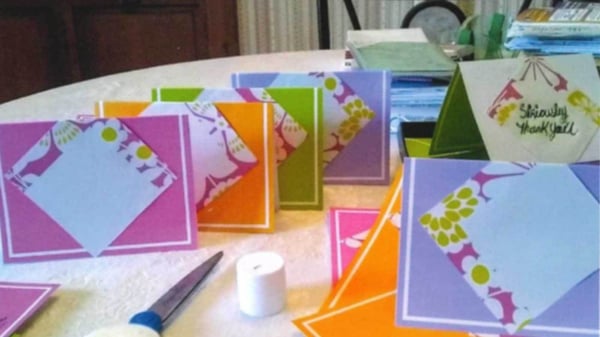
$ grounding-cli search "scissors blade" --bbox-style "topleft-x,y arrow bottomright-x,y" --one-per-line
148,251 -> 223,323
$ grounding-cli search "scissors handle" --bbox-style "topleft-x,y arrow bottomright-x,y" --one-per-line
83,324 -> 160,337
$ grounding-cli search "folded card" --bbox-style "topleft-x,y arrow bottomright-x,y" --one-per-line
232,71 -> 391,185
430,54 -> 600,162
95,101 -> 257,211
327,207 -> 379,285
0,282 -> 58,337
397,157 -> 599,337
294,170 -> 470,337
150,87 -> 324,210
0,115 -> 197,263
97,101 -> 276,233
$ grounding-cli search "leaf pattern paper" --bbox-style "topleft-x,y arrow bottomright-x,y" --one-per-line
418,162 -> 599,334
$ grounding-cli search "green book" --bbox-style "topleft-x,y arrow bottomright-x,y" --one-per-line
350,41 -> 456,77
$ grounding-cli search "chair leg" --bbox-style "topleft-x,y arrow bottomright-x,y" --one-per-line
317,0 -> 331,49
343,0 -> 361,30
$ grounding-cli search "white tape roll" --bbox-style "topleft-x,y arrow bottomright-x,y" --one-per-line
236,251 -> 286,317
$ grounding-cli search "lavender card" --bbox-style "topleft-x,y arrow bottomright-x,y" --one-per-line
232,71 -> 391,185
396,157 -> 599,337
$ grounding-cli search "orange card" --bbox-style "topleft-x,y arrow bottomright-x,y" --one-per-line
293,168 -> 470,336
95,101 -> 276,233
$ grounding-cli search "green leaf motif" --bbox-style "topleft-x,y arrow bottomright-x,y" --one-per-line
446,200 -> 461,209
437,232 -> 449,247
445,210 -> 460,221
430,218 -> 440,231
420,213 -> 432,226
467,198 -> 479,206
457,187 -> 473,199
455,224 -> 468,239
459,207 -> 474,217
440,217 -> 452,230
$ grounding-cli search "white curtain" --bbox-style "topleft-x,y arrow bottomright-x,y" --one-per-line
237,0 -> 552,55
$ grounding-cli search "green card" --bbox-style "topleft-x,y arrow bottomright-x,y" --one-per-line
428,68 -> 489,159
152,87 -> 324,210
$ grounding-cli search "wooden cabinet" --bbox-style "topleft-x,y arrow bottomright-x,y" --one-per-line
0,0 -> 239,103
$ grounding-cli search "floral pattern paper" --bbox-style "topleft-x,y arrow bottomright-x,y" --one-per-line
417,161 -> 599,334
135,102 -> 258,210
485,56 -> 599,162
267,72 -> 376,165
4,119 -> 176,256
187,88 -> 307,165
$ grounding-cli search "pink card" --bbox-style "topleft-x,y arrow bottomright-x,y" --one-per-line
0,281 -> 58,337
328,207 -> 379,285
0,115 -> 197,263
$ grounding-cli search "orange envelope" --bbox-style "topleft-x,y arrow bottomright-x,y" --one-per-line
95,101 -> 276,233
293,168 -> 470,337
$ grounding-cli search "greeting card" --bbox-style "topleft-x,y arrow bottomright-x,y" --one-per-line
294,169 -> 471,337
232,71 -> 391,185
397,157 -> 599,337
327,207 -> 379,285
97,101 -> 276,233
0,282 -> 58,337
430,54 -> 600,162
0,116 -> 197,263
150,87 -> 323,210
95,101 -> 257,211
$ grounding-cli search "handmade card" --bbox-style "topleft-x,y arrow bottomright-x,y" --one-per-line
232,71 -> 391,185
429,54 -> 600,162
95,101 -> 257,211
97,101 -> 276,233
0,116 -> 197,263
150,87 -> 324,210
0,282 -> 58,337
327,207 -> 379,285
294,170 -> 470,337
397,157 -> 599,337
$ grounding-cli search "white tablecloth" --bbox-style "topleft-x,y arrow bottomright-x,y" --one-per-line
0,50 -> 400,337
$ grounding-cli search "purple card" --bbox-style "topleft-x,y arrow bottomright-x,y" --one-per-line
0,115 -> 197,263
328,207 -> 379,285
232,71 -> 391,185
397,157 -> 599,337
0,282 -> 58,337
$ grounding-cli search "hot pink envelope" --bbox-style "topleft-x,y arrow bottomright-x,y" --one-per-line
0,115 -> 197,263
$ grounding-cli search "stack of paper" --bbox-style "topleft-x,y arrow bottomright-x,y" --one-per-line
505,1 -> 600,58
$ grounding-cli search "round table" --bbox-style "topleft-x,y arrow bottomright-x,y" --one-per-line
0,50 -> 399,337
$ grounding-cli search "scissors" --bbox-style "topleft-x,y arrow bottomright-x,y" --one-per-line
84,251 -> 223,337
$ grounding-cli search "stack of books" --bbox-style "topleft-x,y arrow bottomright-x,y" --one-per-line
504,1 -> 600,59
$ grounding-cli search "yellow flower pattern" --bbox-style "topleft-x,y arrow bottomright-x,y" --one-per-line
419,186 -> 479,248
339,98 -> 375,142
567,90 -> 600,126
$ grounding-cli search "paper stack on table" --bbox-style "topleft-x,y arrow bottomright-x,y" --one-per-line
505,1 -> 600,59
